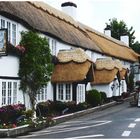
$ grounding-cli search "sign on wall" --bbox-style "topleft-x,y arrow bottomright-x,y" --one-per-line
0,29 -> 7,55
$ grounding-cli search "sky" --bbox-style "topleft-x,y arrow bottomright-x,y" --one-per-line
44,0 -> 140,42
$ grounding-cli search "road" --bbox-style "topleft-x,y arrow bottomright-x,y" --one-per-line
18,101 -> 140,139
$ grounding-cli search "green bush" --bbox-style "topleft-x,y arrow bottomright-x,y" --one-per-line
65,101 -> 77,113
36,100 -> 91,117
86,89 -> 101,107
100,91 -> 107,104
36,101 -> 51,117
23,109 -> 34,118
76,102 -> 90,111
51,101 -> 67,112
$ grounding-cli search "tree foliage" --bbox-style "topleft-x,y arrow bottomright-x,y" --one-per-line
105,18 -> 140,54
105,18 -> 135,46
18,31 -> 53,110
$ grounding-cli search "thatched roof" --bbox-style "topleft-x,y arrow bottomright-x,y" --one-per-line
80,23 -> 139,62
92,68 -> 119,85
51,60 -> 93,83
92,58 -> 127,84
119,68 -> 127,80
57,48 -> 91,63
0,1 -> 139,62
0,1 -> 101,53
95,58 -> 123,70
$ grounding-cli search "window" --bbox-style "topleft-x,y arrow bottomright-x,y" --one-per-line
8,82 -> 12,105
57,84 -> 72,101
76,84 -> 85,104
122,80 -> 125,92
37,86 -> 48,102
0,17 -> 17,46
52,39 -> 57,56
1,19 -> 5,28
58,84 -> 64,100
13,82 -> 17,104
66,84 -> 71,100
12,24 -> 16,45
2,82 -> 6,105
1,81 -> 18,106
7,21 -> 11,42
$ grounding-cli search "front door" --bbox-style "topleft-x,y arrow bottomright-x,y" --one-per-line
76,84 -> 85,104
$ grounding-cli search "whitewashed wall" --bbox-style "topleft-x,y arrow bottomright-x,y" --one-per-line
46,82 -> 54,101
17,23 -> 28,45
85,50 -> 108,62
0,55 -> 19,77
120,80 -> 127,95
92,84 -> 112,98
111,78 -> 120,97
0,15 -> 135,106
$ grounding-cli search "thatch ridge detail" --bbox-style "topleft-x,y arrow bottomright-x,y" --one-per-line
95,58 -> 123,70
57,48 -> 91,63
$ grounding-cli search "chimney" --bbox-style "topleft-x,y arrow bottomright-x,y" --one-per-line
104,25 -> 111,37
120,33 -> 129,46
61,1 -> 77,20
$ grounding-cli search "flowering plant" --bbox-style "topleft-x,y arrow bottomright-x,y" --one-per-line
15,45 -> 25,53
0,104 -> 25,123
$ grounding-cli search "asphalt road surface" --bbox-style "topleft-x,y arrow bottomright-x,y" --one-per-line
18,101 -> 140,139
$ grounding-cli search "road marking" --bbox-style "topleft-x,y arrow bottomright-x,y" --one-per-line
135,118 -> 140,122
122,131 -> 131,137
18,121 -> 111,138
128,123 -> 136,128
66,134 -> 104,139
30,120 -> 111,135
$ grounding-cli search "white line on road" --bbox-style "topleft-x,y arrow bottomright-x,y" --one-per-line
66,134 -> 104,139
128,123 -> 136,128
122,131 -> 131,137
18,121 -> 111,138
135,118 -> 140,122
30,120 -> 112,135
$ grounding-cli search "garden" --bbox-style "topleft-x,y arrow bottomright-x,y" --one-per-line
0,89 -> 130,131
0,103 -> 54,130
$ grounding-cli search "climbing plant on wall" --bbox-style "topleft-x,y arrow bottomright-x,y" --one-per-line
18,31 -> 53,113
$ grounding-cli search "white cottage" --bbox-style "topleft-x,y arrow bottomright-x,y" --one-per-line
91,58 -> 127,98
51,48 -> 94,104
0,1 -> 138,108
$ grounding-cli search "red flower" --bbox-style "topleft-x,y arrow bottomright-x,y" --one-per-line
15,45 -> 25,53
12,124 -> 17,128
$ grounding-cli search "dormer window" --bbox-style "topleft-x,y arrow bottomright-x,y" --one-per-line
0,16 -> 17,46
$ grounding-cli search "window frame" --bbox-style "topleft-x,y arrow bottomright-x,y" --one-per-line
37,85 -> 48,102
0,16 -> 17,46
56,83 -> 72,102
1,80 -> 18,106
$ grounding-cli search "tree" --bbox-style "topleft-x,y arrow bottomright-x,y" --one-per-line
105,18 -> 140,54
131,41 -> 140,54
105,18 -> 136,47
18,31 -> 53,113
